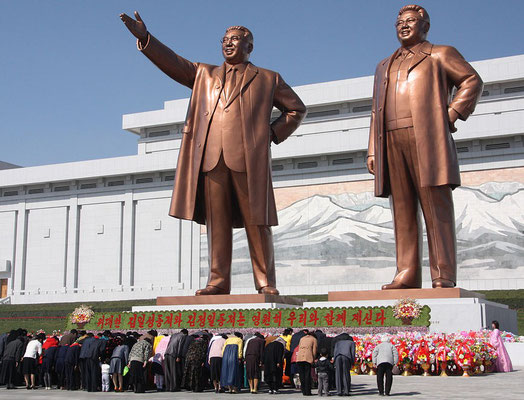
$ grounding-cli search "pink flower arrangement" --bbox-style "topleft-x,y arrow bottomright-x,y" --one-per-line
338,330 -> 500,371
70,305 -> 94,324
393,298 -> 422,321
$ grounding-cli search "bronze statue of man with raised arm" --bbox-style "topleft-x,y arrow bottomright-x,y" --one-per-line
367,5 -> 483,290
120,12 -> 306,295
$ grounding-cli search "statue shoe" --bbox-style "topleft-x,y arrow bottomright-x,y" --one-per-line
258,286 -> 280,295
381,281 -> 420,290
432,278 -> 455,288
195,286 -> 230,296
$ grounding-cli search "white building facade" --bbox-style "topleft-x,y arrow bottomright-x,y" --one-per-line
1,55 -> 523,304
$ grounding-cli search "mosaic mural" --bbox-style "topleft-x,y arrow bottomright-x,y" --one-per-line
200,179 -> 524,288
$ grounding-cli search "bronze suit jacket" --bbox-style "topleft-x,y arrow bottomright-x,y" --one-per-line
367,41 -> 483,198
140,35 -> 307,226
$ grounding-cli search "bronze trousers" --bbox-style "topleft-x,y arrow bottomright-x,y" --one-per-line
204,155 -> 276,292
386,127 -> 457,286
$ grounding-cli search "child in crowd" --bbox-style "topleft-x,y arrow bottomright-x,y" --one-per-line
314,348 -> 332,396
101,358 -> 111,392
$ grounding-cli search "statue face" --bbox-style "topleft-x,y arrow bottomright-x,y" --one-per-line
396,10 -> 428,47
221,29 -> 252,64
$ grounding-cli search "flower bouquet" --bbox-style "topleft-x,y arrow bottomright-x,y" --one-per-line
353,337 -> 365,374
454,342 -> 475,377
393,298 -> 422,325
70,304 -> 94,328
414,340 -> 432,376
435,338 -> 453,376
396,340 -> 414,376
363,338 -> 378,375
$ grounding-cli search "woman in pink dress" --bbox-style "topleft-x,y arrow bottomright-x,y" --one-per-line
489,320 -> 513,372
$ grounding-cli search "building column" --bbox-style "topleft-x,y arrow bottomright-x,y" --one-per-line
65,197 -> 80,290
121,192 -> 135,287
12,202 -> 27,292
190,222 -> 201,290
179,220 -> 201,291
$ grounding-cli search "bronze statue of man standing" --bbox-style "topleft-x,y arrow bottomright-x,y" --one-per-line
367,5 -> 483,289
120,12 -> 306,295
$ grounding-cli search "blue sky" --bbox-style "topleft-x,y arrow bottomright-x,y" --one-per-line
2,0 -> 523,167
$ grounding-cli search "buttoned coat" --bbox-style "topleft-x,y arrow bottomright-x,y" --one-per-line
368,41 -> 483,197
140,35 -> 306,226
296,335 -> 318,364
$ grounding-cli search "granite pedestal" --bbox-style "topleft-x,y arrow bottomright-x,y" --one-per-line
133,293 -> 304,312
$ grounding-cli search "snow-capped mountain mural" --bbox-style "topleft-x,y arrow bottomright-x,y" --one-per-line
200,182 -> 524,288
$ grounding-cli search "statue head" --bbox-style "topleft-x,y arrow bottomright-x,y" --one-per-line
396,4 -> 430,47
221,26 -> 253,64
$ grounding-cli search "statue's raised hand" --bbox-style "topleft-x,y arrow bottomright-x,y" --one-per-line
120,11 -> 147,41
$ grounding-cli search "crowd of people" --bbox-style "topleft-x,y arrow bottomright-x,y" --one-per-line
0,327 -> 360,395
0,322 -> 513,395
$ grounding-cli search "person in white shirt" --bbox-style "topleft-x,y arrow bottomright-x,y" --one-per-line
101,358 -> 111,392
22,333 -> 45,389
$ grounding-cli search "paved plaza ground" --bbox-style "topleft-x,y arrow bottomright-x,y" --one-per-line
0,369 -> 522,400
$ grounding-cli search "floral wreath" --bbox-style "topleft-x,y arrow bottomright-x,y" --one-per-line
393,298 -> 422,321
70,304 -> 94,324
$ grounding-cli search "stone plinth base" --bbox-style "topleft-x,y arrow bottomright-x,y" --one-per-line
328,287 -> 485,301
133,294 -> 304,313
156,294 -> 304,306
506,343 -> 524,366
306,297 -> 517,334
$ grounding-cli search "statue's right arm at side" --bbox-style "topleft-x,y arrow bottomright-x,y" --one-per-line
367,65 -> 380,175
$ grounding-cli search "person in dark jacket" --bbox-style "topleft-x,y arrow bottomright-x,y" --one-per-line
244,332 -> 265,394
316,330 -> 334,389
55,342 -> 70,389
314,348 -> 333,396
0,332 -> 8,362
290,329 -> 307,385
64,342 -> 81,390
41,335 -> 59,390
264,337 -> 285,394
0,334 -> 24,389
78,333 -> 102,392
164,329 -> 188,392
333,334 -> 355,396
0,331 -> 7,384
59,329 -> 78,346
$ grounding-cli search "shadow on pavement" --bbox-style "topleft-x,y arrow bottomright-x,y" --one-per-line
389,392 -> 421,396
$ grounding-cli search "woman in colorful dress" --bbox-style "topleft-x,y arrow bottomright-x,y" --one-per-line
221,332 -> 244,393
489,320 -> 513,372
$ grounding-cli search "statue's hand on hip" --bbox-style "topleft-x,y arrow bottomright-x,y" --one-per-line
366,155 -> 375,175
448,107 -> 459,133
120,11 -> 148,41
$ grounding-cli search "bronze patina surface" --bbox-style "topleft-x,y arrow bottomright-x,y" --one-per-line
121,12 -> 306,296
366,5 -> 483,290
